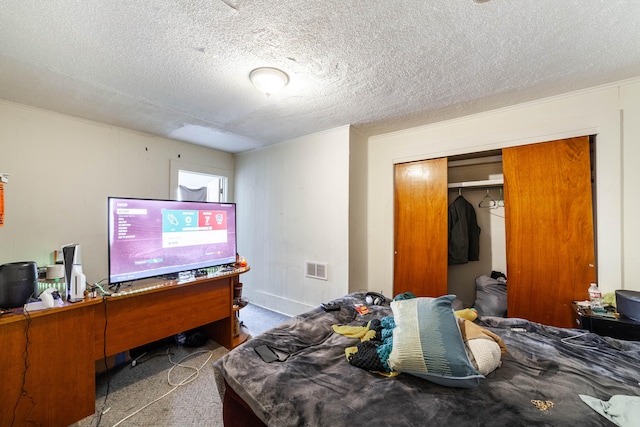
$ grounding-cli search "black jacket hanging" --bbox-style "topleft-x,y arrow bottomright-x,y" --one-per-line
448,195 -> 481,265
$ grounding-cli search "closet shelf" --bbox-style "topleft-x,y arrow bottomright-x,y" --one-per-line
447,178 -> 504,189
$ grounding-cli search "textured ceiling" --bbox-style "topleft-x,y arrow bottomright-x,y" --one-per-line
1,1 -> 639,153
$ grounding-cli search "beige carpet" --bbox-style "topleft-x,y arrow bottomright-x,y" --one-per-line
73,341 -> 228,427
72,304 -> 291,427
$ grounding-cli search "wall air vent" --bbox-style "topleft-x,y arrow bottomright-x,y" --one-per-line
305,261 -> 328,281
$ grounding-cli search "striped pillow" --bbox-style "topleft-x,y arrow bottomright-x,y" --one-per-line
388,295 -> 484,388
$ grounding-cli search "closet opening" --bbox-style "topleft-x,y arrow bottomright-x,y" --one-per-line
447,149 -> 505,309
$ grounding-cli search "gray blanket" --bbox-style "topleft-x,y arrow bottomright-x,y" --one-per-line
214,293 -> 640,427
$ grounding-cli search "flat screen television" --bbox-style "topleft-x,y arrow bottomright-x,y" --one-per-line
108,197 -> 237,285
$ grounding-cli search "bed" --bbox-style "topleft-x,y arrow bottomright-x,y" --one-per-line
213,292 -> 640,426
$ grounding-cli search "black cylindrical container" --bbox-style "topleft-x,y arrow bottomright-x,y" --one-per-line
0,261 -> 38,308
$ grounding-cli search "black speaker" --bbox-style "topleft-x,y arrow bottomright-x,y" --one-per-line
365,292 -> 385,305
0,261 -> 38,308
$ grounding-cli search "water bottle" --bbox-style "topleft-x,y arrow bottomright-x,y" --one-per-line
588,283 -> 604,312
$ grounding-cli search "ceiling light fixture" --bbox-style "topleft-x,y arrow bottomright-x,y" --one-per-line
249,67 -> 289,96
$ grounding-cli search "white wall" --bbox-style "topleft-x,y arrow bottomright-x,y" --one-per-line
621,82 -> 640,293
348,127 -> 369,294
234,126 -> 351,315
0,100 -> 234,284
368,78 -> 640,298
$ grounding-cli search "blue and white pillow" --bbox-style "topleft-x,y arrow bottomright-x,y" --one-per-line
388,295 -> 484,388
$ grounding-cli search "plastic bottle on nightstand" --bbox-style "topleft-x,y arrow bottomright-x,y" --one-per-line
588,283 -> 604,312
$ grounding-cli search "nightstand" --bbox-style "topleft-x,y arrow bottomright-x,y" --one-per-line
571,302 -> 640,341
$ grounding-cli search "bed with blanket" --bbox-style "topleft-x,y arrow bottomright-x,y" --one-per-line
213,292 -> 640,427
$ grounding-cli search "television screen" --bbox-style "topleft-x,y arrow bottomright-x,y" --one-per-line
108,197 -> 237,284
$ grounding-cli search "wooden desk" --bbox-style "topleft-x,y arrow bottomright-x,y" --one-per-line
1,267 -> 247,427
0,299 -> 99,427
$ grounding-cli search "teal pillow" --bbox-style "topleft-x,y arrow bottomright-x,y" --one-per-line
388,295 -> 484,388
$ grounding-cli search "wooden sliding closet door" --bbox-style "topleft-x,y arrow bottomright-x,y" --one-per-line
394,158 -> 448,297
503,136 -> 596,328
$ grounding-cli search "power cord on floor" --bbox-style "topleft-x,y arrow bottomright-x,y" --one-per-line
110,347 -> 214,427
166,348 -> 214,387
130,352 -> 147,367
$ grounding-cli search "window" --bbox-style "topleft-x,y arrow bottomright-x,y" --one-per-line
177,170 -> 225,202
170,160 -> 232,202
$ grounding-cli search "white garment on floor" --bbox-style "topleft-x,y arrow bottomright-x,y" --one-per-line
579,394 -> 640,427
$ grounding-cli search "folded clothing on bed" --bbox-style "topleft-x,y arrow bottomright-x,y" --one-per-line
458,318 -> 507,375
334,317 -> 397,374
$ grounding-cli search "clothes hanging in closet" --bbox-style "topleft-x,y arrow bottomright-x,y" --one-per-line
448,195 -> 481,265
